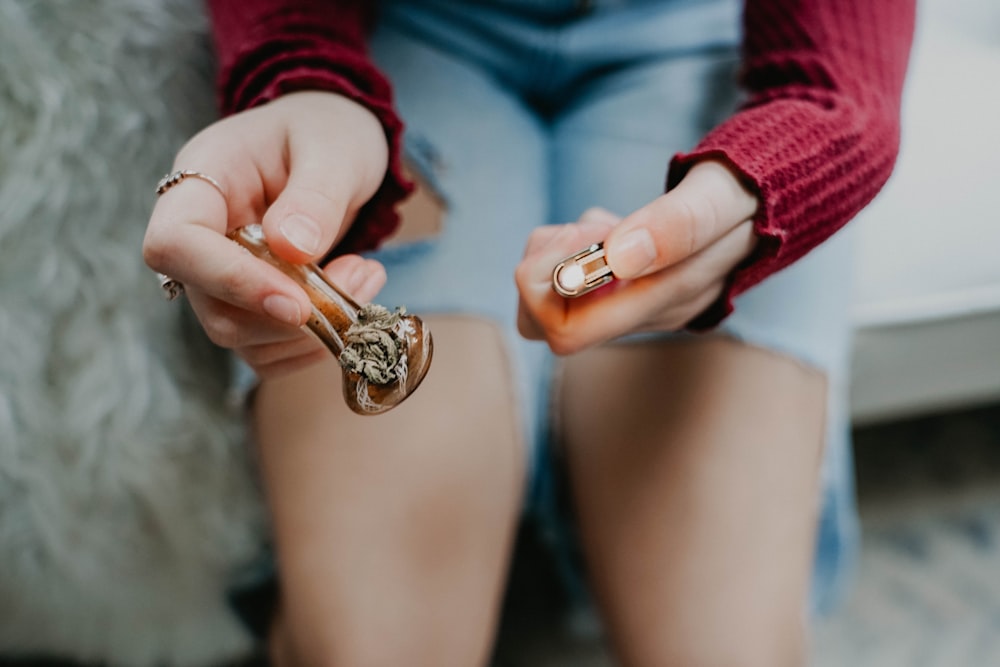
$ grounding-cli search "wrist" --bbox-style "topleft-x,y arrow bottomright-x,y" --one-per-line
273,90 -> 390,215
683,159 -> 760,224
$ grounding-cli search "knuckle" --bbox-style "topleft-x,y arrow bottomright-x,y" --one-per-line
290,182 -> 344,209
579,206 -> 618,226
516,321 -> 537,340
285,184 -> 348,224
672,269 -> 704,303
671,197 -> 703,257
525,227 -> 546,244
215,260 -> 249,304
513,261 -> 532,290
516,306 -> 542,340
141,227 -> 174,271
522,230 -> 542,254
546,327 -> 583,356
524,226 -> 558,256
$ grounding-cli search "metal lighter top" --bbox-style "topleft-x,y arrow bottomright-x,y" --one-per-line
552,242 -> 615,298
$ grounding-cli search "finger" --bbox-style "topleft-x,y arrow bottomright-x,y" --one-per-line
249,348 -> 331,381
145,167 -> 231,263
144,130 -> 312,325
238,334 -> 327,370
526,220 -> 755,354
604,160 -> 758,279
165,116 -> 277,231
521,224 -> 571,259
515,219 -> 617,341
321,256 -> 387,305
517,217 -> 617,291
185,289 -> 307,349
626,219 -> 756,316
351,263 -> 389,305
577,206 -> 622,226
577,221 -> 756,337
261,94 -> 389,263
580,219 -> 756,335
516,293 -> 548,342
521,207 -> 621,260
145,221 -> 310,325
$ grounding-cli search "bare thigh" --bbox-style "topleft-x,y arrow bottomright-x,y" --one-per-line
253,316 -> 525,667
559,337 -> 826,667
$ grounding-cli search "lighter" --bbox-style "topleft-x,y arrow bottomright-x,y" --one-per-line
552,242 -> 615,298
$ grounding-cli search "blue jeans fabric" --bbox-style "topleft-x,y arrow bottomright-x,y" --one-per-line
230,0 -> 859,626
365,0 -> 859,617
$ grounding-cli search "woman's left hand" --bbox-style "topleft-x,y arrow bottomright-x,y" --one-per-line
515,160 -> 760,355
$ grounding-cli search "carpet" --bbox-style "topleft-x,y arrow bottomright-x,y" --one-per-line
0,2 -> 265,665
811,402 -> 1000,667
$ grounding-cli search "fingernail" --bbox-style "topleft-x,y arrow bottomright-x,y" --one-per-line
611,229 -> 656,278
263,294 -> 302,325
279,215 -> 322,255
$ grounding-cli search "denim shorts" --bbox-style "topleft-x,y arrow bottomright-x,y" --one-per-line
231,0 -> 859,627
363,0 -> 858,615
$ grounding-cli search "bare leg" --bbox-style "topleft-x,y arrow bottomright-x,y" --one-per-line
252,316 -> 525,667
560,337 -> 827,667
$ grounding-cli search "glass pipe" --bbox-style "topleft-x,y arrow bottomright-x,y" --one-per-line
229,224 -> 433,415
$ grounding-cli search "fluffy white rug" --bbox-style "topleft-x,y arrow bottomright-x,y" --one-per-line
0,2 -> 266,665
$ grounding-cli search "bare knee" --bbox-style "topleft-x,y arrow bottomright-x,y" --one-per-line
267,605 -> 492,667
255,316 -> 525,667
560,338 -> 821,667
609,611 -> 808,667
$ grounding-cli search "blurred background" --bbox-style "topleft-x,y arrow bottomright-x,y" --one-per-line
1,0 -> 997,665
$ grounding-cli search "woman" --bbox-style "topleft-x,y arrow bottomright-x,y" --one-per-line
144,1 -> 915,664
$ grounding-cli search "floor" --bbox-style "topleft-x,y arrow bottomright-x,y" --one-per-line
3,402 -> 1000,667
492,401 -> 1000,666
811,402 -> 1000,667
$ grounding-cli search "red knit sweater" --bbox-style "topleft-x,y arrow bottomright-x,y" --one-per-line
208,0 -> 915,328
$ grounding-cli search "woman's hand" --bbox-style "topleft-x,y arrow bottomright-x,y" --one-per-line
143,91 -> 389,377
515,160 -> 760,355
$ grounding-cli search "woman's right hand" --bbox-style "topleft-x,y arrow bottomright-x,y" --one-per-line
143,91 -> 390,378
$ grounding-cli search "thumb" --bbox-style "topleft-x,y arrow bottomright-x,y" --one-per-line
604,160 -> 758,279
260,162 -> 354,264
260,94 -> 389,264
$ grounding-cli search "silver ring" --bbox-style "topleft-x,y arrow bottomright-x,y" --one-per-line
157,272 -> 185,301
153,170 -> 226,300
155,169 -> 226,197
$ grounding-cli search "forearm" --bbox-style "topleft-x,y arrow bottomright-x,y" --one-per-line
671,0 -> 916,328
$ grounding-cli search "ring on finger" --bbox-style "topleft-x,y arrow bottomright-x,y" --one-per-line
151,169 -> 226,301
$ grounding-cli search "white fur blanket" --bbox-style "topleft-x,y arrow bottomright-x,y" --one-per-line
0,2 -> 265,665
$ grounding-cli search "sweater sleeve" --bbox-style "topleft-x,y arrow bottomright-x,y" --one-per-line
670,0 -> 916,330
207,0 -> 411,256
